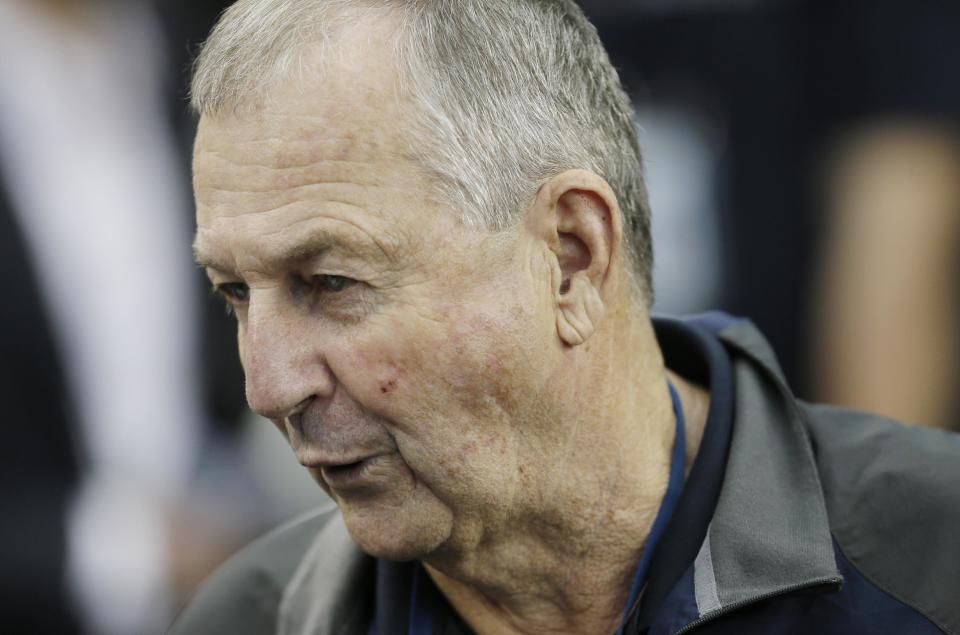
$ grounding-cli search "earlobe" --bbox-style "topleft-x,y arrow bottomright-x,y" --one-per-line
557,273 -> 605,346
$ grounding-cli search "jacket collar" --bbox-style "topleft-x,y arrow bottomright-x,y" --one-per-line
277,514 -> 371,635
670,319 -> 842,632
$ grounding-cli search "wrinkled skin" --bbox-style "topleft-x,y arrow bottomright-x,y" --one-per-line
194,51 -> 582,562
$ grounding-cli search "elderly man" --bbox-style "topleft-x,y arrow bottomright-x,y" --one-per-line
174,1 -> 960,633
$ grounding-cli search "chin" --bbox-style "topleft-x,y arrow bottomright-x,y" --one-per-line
339,495 -> 454,561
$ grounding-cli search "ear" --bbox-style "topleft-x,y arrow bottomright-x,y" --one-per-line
528,169 -> 623,347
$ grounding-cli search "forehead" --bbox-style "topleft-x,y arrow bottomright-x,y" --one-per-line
193,102 -> 403,224
193,22 -> 411,214
192,28 -> 427,271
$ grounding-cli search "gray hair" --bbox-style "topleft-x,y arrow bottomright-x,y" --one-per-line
192,0 -> 654,301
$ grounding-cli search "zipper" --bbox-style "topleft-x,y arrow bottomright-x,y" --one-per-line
671,576 -> 843,634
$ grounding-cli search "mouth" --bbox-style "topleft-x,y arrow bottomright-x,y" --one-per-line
305,455 -> 387,491
323,458 -> 367,477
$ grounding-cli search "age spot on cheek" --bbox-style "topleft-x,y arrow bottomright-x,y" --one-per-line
353,347 -> 402,396
379,378 -> 398,394
376,362 -> 402,395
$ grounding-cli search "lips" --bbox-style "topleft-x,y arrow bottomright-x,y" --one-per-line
301,454 -> 388,491
321,459 -> 367,481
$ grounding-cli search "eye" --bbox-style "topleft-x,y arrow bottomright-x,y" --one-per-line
315,275 -> 355,293
215,282 -> 250,304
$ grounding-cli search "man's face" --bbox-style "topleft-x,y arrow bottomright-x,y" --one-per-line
193,45 -> 570,560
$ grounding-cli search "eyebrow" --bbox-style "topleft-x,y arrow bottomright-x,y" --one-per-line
193,228 -> 386,274
285,236 -> 332,263
193,236 -> 235,273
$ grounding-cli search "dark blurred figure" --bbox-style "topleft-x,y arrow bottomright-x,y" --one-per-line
812,126 -> 959,429
580,0 -> 816,391
808,2 -> 960,430
0,0 -> 245,632
580,0 -> 960,429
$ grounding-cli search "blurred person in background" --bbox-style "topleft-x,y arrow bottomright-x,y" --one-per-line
812,125 -> 960,430
807,1 -> 960,430
579,0 -> 816,392
0,0 -> 257,632
579,0 -> 960,430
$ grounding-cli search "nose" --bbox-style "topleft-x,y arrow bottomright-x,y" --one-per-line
241,297 -> 335,420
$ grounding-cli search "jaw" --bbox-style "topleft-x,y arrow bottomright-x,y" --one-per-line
337,481 -> 456,561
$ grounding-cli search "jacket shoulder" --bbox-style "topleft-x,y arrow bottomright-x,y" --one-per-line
801,403 -> 960,634
169,505 -> 339,635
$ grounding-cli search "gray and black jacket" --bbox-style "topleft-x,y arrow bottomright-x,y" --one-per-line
171,314 -> 960,634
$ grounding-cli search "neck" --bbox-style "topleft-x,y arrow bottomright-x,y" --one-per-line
424,311 -> 710,635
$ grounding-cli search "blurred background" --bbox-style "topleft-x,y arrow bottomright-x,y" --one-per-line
0,0 -> 956,632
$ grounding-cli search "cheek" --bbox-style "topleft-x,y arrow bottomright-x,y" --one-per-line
328,302 -> 547,512
337,346 -> 404,412
449,318 -> 519,410
334,305 -> 526,424
331,329 -> 420,415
